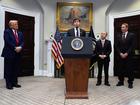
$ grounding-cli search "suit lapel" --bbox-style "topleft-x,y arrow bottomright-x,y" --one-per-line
10,29 -> 17,42
17,31 -> 20,43
125,32 -> 129,41
120,32 -> 129,41
99,40 -> 103,48
100,39 -> 107,48
104,40 -> 107,47
80,29 -> 82,36
10,29 -> 20,44
72,28 -> 75,36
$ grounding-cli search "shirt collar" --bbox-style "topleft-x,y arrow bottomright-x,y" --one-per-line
12,29 -> 18,33
101,39 -> 105,41
123,31 -> 128,38
123,31 -> 128,35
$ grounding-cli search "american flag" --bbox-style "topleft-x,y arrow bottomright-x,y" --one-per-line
51,27 -> 64,69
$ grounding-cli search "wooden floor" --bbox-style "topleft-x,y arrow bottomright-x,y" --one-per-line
0,76 -> 140,105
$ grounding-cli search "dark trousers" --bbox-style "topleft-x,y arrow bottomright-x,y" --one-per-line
4,55 -> 21,87
97,60 -> 109,84
118,57 -> 134,84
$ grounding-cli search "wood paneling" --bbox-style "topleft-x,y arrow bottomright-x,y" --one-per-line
64,58 -> 89,99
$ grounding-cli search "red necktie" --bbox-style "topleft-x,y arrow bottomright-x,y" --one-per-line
14,30 -> 19,45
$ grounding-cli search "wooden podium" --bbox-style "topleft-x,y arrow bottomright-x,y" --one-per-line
62,37 -> 93,99
64,58 -> 89,99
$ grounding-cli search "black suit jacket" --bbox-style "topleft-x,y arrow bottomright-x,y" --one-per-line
95,39 -> 112,62
67,28 -> 86,37
115,32 -> 135,57
1,28 -> 24,59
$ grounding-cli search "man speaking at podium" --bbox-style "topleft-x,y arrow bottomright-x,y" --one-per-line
67,18 -> 86,37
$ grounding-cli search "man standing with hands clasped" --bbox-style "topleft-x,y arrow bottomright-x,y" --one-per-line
115,23 -> 135,89
1,20 -> 24,90
95,32 -> 112,86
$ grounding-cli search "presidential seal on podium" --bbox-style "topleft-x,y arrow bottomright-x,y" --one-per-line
71,38 -> 84,51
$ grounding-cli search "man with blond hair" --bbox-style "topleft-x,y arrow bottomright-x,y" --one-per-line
1,20 -> 24,89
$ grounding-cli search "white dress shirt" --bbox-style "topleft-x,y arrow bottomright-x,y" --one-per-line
101,39 -> 105,47
74,27 -> 80,37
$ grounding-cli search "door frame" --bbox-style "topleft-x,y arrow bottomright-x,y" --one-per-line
108,10 -> 140,76
0,5 -> 41,79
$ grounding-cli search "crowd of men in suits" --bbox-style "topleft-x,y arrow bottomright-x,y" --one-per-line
67,18 -> 135,89
1,18 -> 135,90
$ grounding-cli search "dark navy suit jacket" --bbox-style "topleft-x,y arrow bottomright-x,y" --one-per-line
1,28 -> 24,59
67,28 -> 86,37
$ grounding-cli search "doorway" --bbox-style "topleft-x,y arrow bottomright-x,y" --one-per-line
5,11 -> 35,76
114,15 -> 140,78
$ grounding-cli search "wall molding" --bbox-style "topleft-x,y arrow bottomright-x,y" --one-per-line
46,39 -> 54,77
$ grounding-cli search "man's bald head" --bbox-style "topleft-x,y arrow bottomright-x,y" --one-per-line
9,20 -> 18,30
100,32 -> 107,40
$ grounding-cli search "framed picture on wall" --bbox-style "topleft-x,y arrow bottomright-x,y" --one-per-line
56,2 -> 93,32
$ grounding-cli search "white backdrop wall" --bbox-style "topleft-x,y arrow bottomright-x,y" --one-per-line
107,0 -> 140,14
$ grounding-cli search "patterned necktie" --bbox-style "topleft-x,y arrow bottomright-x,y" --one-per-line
122,33 -> 125,41
14,30 -> 19,45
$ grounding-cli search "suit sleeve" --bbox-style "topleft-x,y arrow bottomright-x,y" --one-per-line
115,35 -> 121,55
81,29 -> 86,37
106,41 -> 112,57
95,41 -> 99,56
127,33 -> 135,55
4,30 -> 16,50
83,30 -> 86,37
67,29 -> 71,37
